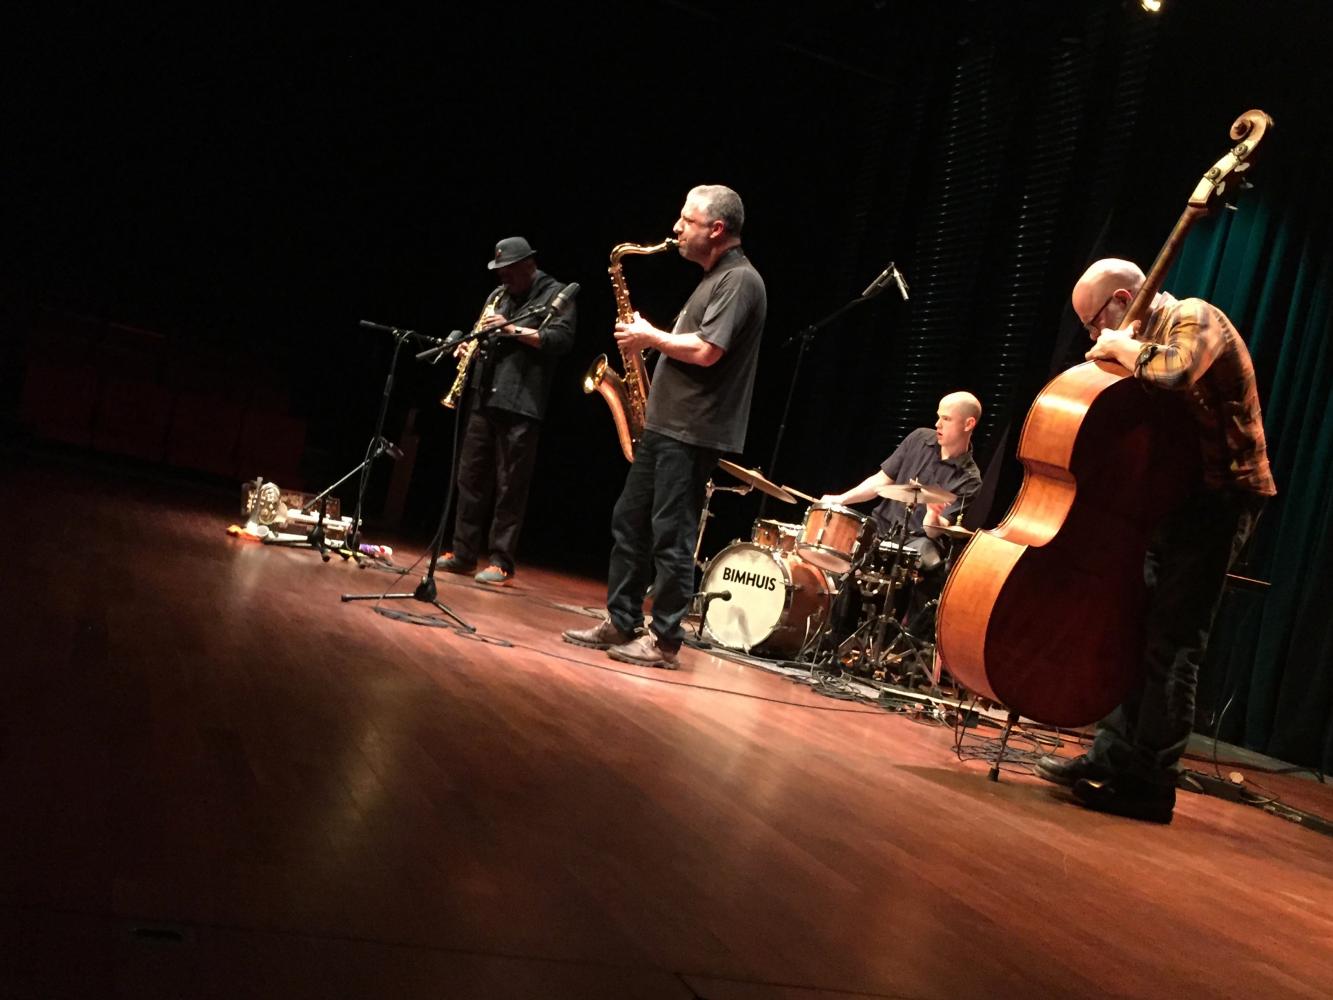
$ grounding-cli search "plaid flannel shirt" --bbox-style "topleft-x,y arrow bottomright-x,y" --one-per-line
1135,295 -> 1276,496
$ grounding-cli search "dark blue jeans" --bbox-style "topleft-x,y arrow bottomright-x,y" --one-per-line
1089,488 -> 1266,785
607,430 -> 719,651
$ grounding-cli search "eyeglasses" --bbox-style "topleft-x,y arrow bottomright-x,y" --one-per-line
679,215 -> 714,229
1082,293 -> 1116,335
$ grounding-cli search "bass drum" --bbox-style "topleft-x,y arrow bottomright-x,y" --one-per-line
700,542 -> 831,656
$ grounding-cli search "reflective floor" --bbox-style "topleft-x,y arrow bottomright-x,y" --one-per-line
3,455 -> 1332,999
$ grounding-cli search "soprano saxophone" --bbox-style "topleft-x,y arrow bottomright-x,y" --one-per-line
582,237 -> 679,461
441,287 -> 505,409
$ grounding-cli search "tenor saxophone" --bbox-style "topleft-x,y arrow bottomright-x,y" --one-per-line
441,287 -> 505,409
582,237 -> 678,461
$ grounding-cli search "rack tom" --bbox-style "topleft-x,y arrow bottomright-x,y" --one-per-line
751,518 -> 801,554
798,502 -> 867,573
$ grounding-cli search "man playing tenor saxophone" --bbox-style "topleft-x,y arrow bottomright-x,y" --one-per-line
563,185 -> 767,667
437,236 -> 576,586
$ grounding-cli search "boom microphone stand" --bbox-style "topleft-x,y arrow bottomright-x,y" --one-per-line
760,263 -> 908,518
341,293 -> 572,630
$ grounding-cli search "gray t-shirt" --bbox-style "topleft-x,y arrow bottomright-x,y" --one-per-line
644,247 -> 767,453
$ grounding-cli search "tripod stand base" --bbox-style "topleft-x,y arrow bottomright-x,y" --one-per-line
340,575 -> 476,633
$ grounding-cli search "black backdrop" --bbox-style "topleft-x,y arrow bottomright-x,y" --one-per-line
6,2 -> 1331,762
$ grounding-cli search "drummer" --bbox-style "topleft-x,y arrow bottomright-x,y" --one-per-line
821,391 -> 983,599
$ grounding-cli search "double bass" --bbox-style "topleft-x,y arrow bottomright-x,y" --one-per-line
936,110 -> 1272,728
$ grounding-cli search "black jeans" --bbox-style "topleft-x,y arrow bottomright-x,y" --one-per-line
451,405 -> 541,573
1088,488 -> 1266,785
606,430 -> 719,651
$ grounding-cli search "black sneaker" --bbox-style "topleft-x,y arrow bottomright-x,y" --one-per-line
1034,753 -> 1113,787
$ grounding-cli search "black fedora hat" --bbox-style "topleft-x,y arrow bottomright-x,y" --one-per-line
487,236 -> 537,270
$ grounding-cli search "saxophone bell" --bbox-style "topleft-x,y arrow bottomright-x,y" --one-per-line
582,354 -> 609,394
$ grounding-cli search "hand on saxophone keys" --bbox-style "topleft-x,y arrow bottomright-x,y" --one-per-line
613,311 -> 662,353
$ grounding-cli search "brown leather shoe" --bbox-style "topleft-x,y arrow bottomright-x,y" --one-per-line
607,634 -> 680,670
562,617 -> 634,650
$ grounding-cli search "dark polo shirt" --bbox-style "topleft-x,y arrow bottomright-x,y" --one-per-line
644,246 -> 767,454
873,427 -> 982,538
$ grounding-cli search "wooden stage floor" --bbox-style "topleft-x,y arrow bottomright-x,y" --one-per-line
3,456 -> 1332,999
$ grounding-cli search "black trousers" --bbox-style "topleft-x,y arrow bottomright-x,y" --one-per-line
450,405 -> 541,573
606,430 -> 719,651
1088,488 -> 1266,785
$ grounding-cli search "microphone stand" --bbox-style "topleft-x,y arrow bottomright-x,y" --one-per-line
343,322 -> 434,568
267,321 -> 431,567
340,298 -> 563,631
761,280 -> 895,519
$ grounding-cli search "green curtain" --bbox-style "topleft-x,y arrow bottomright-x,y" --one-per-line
1170,137 -> 1333,773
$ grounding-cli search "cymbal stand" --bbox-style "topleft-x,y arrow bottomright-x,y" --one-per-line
861,501 -> 938,688
693,477 -> 752,570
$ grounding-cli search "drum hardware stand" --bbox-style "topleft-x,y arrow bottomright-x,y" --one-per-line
693,477 -> 753,570
805,523 -> 880,672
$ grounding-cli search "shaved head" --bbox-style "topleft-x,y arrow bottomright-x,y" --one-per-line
936,391 -> 981,457
1072,258 -> 1145,324
941,391 -> 982,423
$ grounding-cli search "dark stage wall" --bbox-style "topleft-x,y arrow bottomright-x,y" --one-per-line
6,2 -> 1331,766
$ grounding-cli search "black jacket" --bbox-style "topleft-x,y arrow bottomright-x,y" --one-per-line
469,270 -> 577,420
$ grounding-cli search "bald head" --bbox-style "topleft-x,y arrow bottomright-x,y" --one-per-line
941,391 -> 981,423
1072,258 -> 1145,328
936,391 -> 980,457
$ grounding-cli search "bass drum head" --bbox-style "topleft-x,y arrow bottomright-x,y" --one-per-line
701,543 -> 793,653
701,542 -> 831,656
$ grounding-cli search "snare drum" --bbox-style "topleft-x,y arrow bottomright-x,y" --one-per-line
798,502 -> 868,573
856,540 -> 923,596
700,542 -> 831,655
751,518 -> 801,554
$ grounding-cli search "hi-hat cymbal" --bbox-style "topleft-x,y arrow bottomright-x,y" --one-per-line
717,460 -> 796,503
933,523 -> 975,539
874,480 -> 956,505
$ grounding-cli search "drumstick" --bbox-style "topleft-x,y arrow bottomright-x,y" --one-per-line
783,485 -> 818,503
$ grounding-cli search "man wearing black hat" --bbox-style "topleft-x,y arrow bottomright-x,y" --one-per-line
562,184 -> 767,668
437,236 -> 577,585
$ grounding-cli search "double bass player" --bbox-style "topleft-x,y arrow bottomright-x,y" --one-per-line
1035,258 -> 1276,823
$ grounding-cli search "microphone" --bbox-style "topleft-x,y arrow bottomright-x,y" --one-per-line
536,282 -> 580,334
414,332 -> 455,363
860,264 -> 897,300
379,437 -> 404,460
891,265 -> 910,301
693,589 -> 732,606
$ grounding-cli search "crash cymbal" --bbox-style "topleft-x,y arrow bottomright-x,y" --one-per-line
717,460 -> 796,503
874,479 -> 957,505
